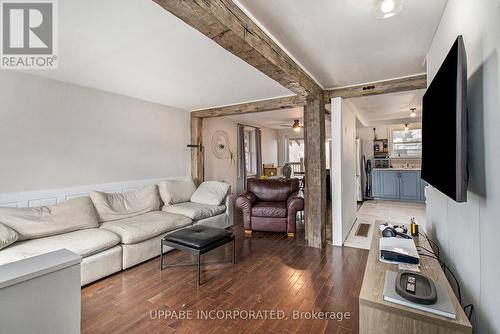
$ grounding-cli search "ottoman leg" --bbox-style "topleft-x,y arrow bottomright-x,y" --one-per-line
196,252 -> 201,288
160,242 -> 163,271
232,239 -> 236,264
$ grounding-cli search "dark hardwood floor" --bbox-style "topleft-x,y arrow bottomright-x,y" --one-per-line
81,218 -> 368,334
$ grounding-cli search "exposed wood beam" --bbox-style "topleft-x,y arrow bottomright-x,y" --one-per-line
191,95 -> 306,118
303,96 -> 327,248
324,74 -> 427,101
153,0 -> 322,98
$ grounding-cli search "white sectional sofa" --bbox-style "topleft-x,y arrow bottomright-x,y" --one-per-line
0,179 -> 234,285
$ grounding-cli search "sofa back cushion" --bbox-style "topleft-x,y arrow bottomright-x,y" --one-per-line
190,181 -> 230,206
0,223 -> 18,249
159,179 -> 196,206
90,185 -> 160,223
0,197 -> 99,241
247,178 -> 300,202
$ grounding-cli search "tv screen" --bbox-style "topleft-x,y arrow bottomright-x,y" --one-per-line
421,36 -> 468,203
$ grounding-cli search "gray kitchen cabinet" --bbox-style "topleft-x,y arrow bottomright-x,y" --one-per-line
400,171 -> 422,201
372,169 -> 426,202
380,171 -> 400,199
372,170 -> 382,198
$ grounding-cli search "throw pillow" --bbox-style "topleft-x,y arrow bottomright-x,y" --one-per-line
90,185 -> 160,222
190,181 -> 230,206
159,179 -> 196,205
0,222 -> 18,250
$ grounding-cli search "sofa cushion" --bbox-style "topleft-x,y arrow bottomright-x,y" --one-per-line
190,181 -> 230,206
0,228 -> 120,266
99,211 -> 192,244
0,197 -> 99,241
163,202 -> 226,221
159,179 -> 196,206
0,223 -> 18,250
251,202 -> 287,218
90,185 -> 160,223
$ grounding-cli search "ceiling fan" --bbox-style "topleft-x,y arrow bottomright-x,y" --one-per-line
279,119 -> 303,132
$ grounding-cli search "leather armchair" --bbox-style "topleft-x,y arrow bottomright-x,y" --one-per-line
235,178 -> 304,237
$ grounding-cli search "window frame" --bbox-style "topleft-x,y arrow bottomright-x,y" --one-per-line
287,138 -> 305,163
244,129 -> 257,175
388,123 -> 422,159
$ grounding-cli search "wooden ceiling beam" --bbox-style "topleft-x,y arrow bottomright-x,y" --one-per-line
324,74 -> 427,101
153,0 -> 323,99
191,95 -> 306,118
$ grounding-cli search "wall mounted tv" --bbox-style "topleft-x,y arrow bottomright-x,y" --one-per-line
421,35 -> 468,203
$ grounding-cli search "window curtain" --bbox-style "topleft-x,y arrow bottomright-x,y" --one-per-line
255,128 -> 263,177
236,125 -> 247,194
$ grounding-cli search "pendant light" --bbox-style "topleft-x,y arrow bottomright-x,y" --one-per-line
410,108 -> 417,118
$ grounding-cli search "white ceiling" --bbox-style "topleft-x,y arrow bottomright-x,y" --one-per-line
346,89 -> 425,126
23,0 -> 446,111
224,108 -> 332,137
224,108 -> 304,129
235,0 -> 447,88
25,0 -> 292,110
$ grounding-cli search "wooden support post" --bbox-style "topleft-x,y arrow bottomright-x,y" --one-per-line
303,96 -> 327,248
190,116 -> 203,186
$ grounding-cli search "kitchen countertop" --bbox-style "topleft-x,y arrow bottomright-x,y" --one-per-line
372,167 -> 421,171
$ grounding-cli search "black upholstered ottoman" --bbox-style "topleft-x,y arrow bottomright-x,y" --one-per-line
160,225 -> 235,287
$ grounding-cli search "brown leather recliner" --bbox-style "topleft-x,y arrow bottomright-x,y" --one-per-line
235,178 -> 304,237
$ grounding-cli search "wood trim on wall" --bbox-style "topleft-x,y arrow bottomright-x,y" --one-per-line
0,177 -> 190,208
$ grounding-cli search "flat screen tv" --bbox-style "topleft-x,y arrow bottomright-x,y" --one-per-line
421,36 -> 468,203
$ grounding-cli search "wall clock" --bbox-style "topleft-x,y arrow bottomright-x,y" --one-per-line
211,130 -> 230,159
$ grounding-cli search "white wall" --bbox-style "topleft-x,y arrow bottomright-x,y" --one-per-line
425,1 -> 500,332
261,127 -> 279,166
356,125 -> 389,163
0,72 -> 190,193
332,97 -> 357,246
203,117 -> 278,192
202,118 -> 239,191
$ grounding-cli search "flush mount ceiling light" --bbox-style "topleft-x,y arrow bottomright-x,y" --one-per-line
292,119 -> 302,132
280,119 -> 303,132
374,0 -> 404,19
410,107 -> 417,118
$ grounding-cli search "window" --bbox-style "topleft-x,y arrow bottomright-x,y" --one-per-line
389,126 -> 422,158
288,138 -> 304,163
244,130 -> 256,175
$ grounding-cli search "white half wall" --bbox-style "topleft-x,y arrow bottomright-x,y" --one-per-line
332,97 -> 357,246
425,0 -> 500,332
0,72 -> 191,193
